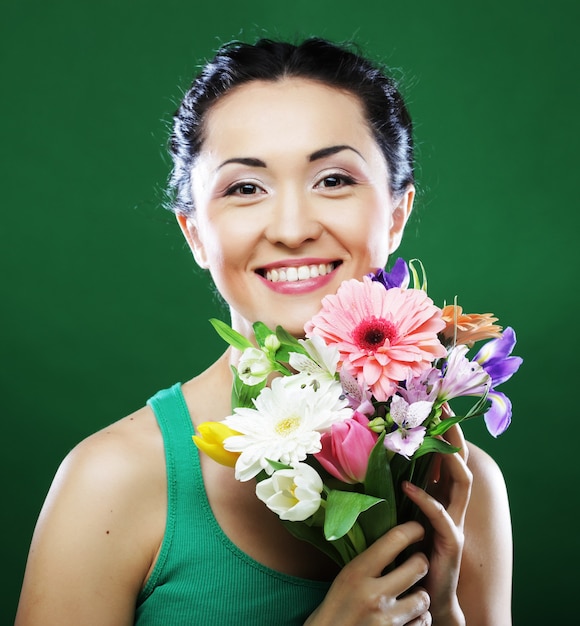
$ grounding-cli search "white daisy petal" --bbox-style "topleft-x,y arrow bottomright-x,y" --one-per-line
222,377 -> 351,481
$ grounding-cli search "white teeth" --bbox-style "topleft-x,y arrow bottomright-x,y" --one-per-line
265,263 -> 335,283
286,267 -> 298,282
297,265 -> 310,280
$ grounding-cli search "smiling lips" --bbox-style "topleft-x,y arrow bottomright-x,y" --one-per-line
257,261 -> 340,294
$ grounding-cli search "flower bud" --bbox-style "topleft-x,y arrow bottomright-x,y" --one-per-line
264,334 -> 281,353
368,417 -> 386,433
316,413 -> 378,483
192,422 -> 241,467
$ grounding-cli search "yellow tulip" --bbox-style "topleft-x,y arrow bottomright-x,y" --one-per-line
192,421 -> 241,468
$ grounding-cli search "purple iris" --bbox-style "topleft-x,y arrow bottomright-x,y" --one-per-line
369,257 -> 410,289
474,327 -> 523,437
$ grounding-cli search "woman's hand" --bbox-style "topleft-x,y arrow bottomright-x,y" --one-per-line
402,424 -> 472,625
305,521 -> 432,626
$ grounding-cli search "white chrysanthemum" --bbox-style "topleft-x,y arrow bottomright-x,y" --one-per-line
223,376 -> 352,481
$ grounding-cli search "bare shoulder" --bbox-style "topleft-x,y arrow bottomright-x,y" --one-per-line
61,403 -> 166,498
460,442 -> 513,625
16,405 -> 166,626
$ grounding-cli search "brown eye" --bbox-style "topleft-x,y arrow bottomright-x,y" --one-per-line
323,176 -> 341,187
316,174 -> 356,189
225,182 -> 263,196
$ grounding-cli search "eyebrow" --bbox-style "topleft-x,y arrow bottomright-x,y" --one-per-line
308,145 -> 365,162
216,145 -> 365,172
217,157 -> 267,170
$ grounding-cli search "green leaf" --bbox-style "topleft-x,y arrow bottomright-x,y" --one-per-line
252,321 -> 276,348
429,414 -> 464,436
279,520 -> 344,566
464,390 -> 490,419
413,436 -> 460,460
358,500 -> 392,546
230,366 -> 265,409
324,490 -> 384,541
272,362 -> 293,376
274,325 -> 309,361
408,258 -> 428,291
360,432 -> 397,542
264,458 -> 292,472
364,433 -> 397,501
210,318 -> 253,351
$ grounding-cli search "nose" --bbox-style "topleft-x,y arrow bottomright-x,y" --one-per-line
264,187 -> 323,248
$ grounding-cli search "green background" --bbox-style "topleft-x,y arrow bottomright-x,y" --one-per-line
2,1 -> 578,623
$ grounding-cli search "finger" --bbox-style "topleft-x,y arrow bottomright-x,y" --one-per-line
380,551 -> 429,597
444,423 -> 469,463
348,521 -> 425,578
406,609 -> 433,626
386,587 -> 431,625
402,481 -> 463,545
437,448 -> 472,526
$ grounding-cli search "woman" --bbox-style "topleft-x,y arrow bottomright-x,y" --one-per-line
16,38 -> 512,625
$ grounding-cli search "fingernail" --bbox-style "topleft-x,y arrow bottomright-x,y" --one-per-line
404,480 -> 418,492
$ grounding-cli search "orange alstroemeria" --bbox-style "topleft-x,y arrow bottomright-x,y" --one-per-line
440,305 -> 502,347
192,421 -> 241,468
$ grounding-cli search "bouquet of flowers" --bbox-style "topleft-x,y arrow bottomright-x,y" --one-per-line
193,259 -> 522,566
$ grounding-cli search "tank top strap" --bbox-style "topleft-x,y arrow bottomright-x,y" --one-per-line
139,383 -> 199,601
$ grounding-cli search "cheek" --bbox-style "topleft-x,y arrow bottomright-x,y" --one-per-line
354,205 -> 393,255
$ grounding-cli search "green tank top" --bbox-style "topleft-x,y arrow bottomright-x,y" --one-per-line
135,383 -> 331,625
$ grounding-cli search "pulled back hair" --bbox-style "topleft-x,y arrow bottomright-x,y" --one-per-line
169,38 -> 414,216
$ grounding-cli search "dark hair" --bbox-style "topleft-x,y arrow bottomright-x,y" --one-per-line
169,38 -> 414,216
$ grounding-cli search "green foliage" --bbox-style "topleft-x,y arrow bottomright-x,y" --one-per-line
209,318 -> 253,351
324,490 -> 384,542
230,366 -> 265,409
414,436 -> 460,459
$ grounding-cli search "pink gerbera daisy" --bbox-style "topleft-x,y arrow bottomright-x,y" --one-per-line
305,277 -> 447,401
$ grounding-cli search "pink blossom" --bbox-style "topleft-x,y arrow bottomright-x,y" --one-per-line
306,277 -> 446,401
316,411 -> 378,484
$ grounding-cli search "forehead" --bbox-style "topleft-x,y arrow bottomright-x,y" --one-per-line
200,77 -> 375,157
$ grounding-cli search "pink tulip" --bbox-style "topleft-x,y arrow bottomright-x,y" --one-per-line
316,412 -> 378,484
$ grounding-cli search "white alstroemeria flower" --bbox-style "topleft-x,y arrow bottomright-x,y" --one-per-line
237,347 -> 274,386
438,344 -> 490,401
256,463 -> 323,521
384,395 -> 433,459
288,335 -> 340,392
223,376 -> 352,481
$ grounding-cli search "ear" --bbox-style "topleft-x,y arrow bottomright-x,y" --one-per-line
388,185 -> 415,253
176,214 -> 209,269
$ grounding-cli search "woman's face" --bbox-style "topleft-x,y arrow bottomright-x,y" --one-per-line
179,78 -> 414,338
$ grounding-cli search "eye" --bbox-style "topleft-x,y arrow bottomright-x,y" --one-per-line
315,173 -> 356,189
224,182 -> 265,196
